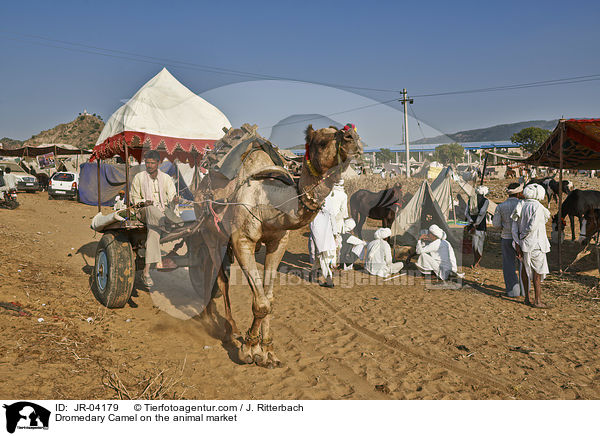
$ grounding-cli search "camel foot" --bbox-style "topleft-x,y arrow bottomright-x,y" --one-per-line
238,341 -> 264,365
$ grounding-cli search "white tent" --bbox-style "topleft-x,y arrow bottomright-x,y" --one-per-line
94,68 -> 231,159
342,165 -> 359,180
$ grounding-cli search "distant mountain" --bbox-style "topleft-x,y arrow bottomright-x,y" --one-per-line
0,113 -> 105,150
269,114 -> 343,149
414,119 -> 558,144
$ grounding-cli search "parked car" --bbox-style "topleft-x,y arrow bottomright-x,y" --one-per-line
0,162 -> 40,192
48,172 -> 79,200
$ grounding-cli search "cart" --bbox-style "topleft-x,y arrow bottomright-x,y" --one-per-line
89,144 -> 211,308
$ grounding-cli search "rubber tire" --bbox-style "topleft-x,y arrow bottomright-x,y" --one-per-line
92,232 -> 135,308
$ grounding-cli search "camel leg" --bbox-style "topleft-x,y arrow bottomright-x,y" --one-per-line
231,235 -> 270,365
217,263 -> 241,342
259,233 -> 289,368
357,213 -> 367,239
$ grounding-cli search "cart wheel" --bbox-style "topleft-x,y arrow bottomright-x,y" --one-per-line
92,232 -> 135,308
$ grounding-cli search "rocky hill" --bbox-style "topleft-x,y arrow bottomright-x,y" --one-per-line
1,113 -> 105,150
414,119 -> 557,144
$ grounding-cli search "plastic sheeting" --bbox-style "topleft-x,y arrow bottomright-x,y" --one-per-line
390,180 -> 456,246
78,161 -> 194,206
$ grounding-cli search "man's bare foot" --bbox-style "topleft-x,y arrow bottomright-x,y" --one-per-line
531,301 -> 550,309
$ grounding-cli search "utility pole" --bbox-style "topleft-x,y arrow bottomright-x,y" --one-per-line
400,89 -> 414,178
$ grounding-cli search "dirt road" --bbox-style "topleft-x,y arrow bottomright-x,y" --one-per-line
1,187 -> 599,399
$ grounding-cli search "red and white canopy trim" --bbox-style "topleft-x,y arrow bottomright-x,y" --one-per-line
91,68 -> 231,166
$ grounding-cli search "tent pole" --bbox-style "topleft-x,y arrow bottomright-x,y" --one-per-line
480,153 -> 489,186
124,145 -> 131,221
558,121 -> 564,274
97,160 -> 101,212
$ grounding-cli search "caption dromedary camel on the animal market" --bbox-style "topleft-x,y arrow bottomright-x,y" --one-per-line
189,123 -> 363,368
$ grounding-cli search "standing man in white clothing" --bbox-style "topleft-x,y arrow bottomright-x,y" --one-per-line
493,182 -> 523,297
511,183 -> 551,308
466,185 -> 490,268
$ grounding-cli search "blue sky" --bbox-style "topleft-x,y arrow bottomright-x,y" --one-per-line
1,0 -> 599,146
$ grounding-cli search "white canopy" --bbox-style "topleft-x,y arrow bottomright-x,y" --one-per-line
96,68 -> 231,147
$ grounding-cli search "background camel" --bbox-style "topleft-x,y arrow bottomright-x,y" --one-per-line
190,123 -> 363,368
349,183 -> 403,239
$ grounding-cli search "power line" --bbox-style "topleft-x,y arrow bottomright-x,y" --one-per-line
413,74 -> 600,97
3,30 -> 599,98
0,31 -> 399,93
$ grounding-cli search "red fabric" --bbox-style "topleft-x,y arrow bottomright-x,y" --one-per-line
90,131 -> 216,166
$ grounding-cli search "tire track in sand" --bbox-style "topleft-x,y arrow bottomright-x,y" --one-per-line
304,287 -> 528,399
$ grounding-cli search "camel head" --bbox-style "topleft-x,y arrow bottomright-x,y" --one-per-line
303,123 -> 363,183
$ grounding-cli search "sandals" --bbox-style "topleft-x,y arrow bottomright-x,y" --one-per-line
141,274 -> 154,288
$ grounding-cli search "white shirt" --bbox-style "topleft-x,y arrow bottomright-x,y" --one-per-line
416,238 -> 458,276
322,187 -> 348,236
3,173 -> 17,190
511,199 -> 551,253
492,197 -> 520,239
130,170 -> 176,210
365,238 -> 393,277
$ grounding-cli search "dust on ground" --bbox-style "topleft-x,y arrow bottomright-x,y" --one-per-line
1,175 -> 599,399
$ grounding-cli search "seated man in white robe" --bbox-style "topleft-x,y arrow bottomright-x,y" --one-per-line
511,183 -> 551,308
365,228 -> 404,278
415,224 -> 461,281
130,150 -> 178,288
113,189 -> 126,211
338,218 -> 366,270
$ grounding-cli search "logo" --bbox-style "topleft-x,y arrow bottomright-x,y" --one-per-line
3,402 -> 50,434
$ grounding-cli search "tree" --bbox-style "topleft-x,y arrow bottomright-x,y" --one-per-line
433,143 -> 464,164
375,148 -> 396,164
511,127 -> 551,153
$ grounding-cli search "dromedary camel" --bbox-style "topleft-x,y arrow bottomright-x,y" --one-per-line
190,124 -> 363,368
349,183 -> 403,239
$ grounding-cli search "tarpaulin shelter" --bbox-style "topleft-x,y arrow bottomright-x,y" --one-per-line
484,118 -> 600,271
78,161 -> 194,206
91,68 -> 231,166
486,119 -> 600,170
0,143 -> 85,157
390,180 -> 457,246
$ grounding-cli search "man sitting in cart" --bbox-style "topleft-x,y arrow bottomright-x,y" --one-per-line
130,149 -> 178,287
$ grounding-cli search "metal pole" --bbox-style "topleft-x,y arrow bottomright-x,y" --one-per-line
558,121 -> 565,273
402,89 -> 410,179
124,144 -> 131,220
480,153 -> 489,186
96,159 -> 101,212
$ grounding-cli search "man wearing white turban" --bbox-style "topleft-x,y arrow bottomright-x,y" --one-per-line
365,228 -> 404,277
511,183 -> 551,308
338,218 -> 366,270
309,192 -> 338,288
493,182 -> 524,297
415,224 -> 460,280
466,185 -> 490,268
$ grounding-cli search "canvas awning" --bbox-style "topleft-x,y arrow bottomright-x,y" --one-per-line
485,119 -> 600,170
90,68 -> 231,166
0,143 -> 86,157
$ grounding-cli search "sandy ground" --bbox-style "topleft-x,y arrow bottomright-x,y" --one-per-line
1,177 -> 600,400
